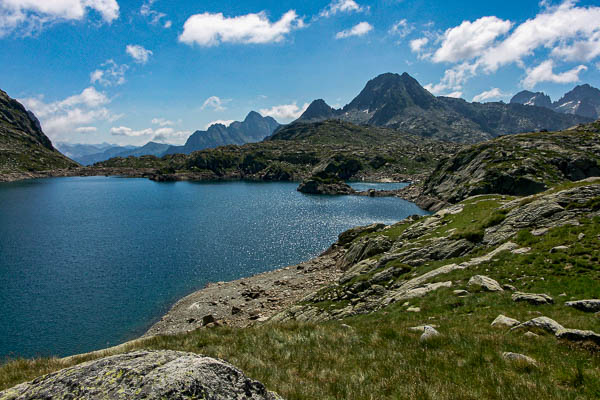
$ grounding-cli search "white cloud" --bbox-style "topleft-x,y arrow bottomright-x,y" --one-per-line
472,87 -> 507,102
0,0 -> 119,37
110,125 -> 190,145
126,44 -> 153,64
110,126 -> 154,137
336,21 -> 373,39
480,1 -> 600,72
259,102 -> 309,121
140,0 -> 170,28
90,59 -> 128,86
320,0 -> 367,18
19,87 -> 117,140
444,91 -> 463,98
75,126 -> 98,133
151,118 -> 174,126
389,19 -> 413,38
205,120 -> 234,129
201,96 -> 229,111
522,60 -> 587,89
179,10 -> 304,47
432,16 -> 512,63
152,129 -> 190,145
551,31 -> 600,62
422,1 -> 600,94
409,37 -> 428,53
424,62 -> 478,95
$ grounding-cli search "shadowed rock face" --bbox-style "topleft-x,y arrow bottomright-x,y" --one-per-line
0,350 -> 283,400
1,88 -> 78,177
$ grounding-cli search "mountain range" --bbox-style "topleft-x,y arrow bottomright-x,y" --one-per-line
295,72 -> 592,143
510,84 -> 600,119
57,141 -> 170,166
163,111 -> 280,156
56,112 -> 279,165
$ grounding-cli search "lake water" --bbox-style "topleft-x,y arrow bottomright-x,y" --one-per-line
0,177 -> 427,359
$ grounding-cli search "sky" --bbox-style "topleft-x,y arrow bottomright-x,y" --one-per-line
1,0 -> 599,146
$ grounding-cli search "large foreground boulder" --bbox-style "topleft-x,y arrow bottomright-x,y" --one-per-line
0,350 -> 283,400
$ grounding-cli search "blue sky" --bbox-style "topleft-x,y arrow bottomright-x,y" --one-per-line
1,0 -> 599,145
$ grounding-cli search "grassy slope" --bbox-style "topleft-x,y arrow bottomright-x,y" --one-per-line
2,181 -> 599,399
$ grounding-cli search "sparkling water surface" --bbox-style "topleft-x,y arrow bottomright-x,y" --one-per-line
0,177 -> 427,358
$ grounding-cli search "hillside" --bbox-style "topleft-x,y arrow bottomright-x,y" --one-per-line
0,89 -> 78,180
96,120 -> 462,182
164,111 -> 280,155
411,121 -> 600,210
297,73 -> 590,143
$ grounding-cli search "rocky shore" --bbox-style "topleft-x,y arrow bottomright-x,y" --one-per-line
145,247 -> 346,337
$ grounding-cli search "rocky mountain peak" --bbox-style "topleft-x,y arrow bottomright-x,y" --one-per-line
344,72 -> 437,114
510,90 -> 552,108
298,99 -> 337,122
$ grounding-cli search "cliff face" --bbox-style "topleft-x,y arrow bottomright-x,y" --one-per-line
0,89 -> 78,179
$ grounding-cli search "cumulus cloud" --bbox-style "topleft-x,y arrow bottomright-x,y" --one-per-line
205,120 -> 234,129
0,0 -> 119,37
19,87 -> 117,140
126,44 -> 153,64
409,37 -> 428,53
151,118 -> 174,126
479,1 -> 600,72
389,19 -> 413,38
179,10 -> 304,46
551,31 -> 600,62
522,60 -> 587,89
422,1 -> 600,93
201,96 -> 229,111
424,62 -> 478,95
432,16 -> 512,63
320,0 -> 367,18
336,21 -> 373,39
259,102 -> 309,121
90,60 -> 128,86
472,87 -> 507,102
140,0 -> 171,28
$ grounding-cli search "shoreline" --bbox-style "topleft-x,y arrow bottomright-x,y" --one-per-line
144,246 -> 345,337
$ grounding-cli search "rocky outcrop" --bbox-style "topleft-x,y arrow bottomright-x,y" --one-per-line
297,178 -> 356,195
556,328 -> 600,345
511,292 -> 554,305
0,350 -> 283,400
511,317 -> 564,335
414,122 -> 600,208
502,352 -> 538,367
491,315 -> 520,328
468,275 -> 503,292
565,299 -> 600,313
